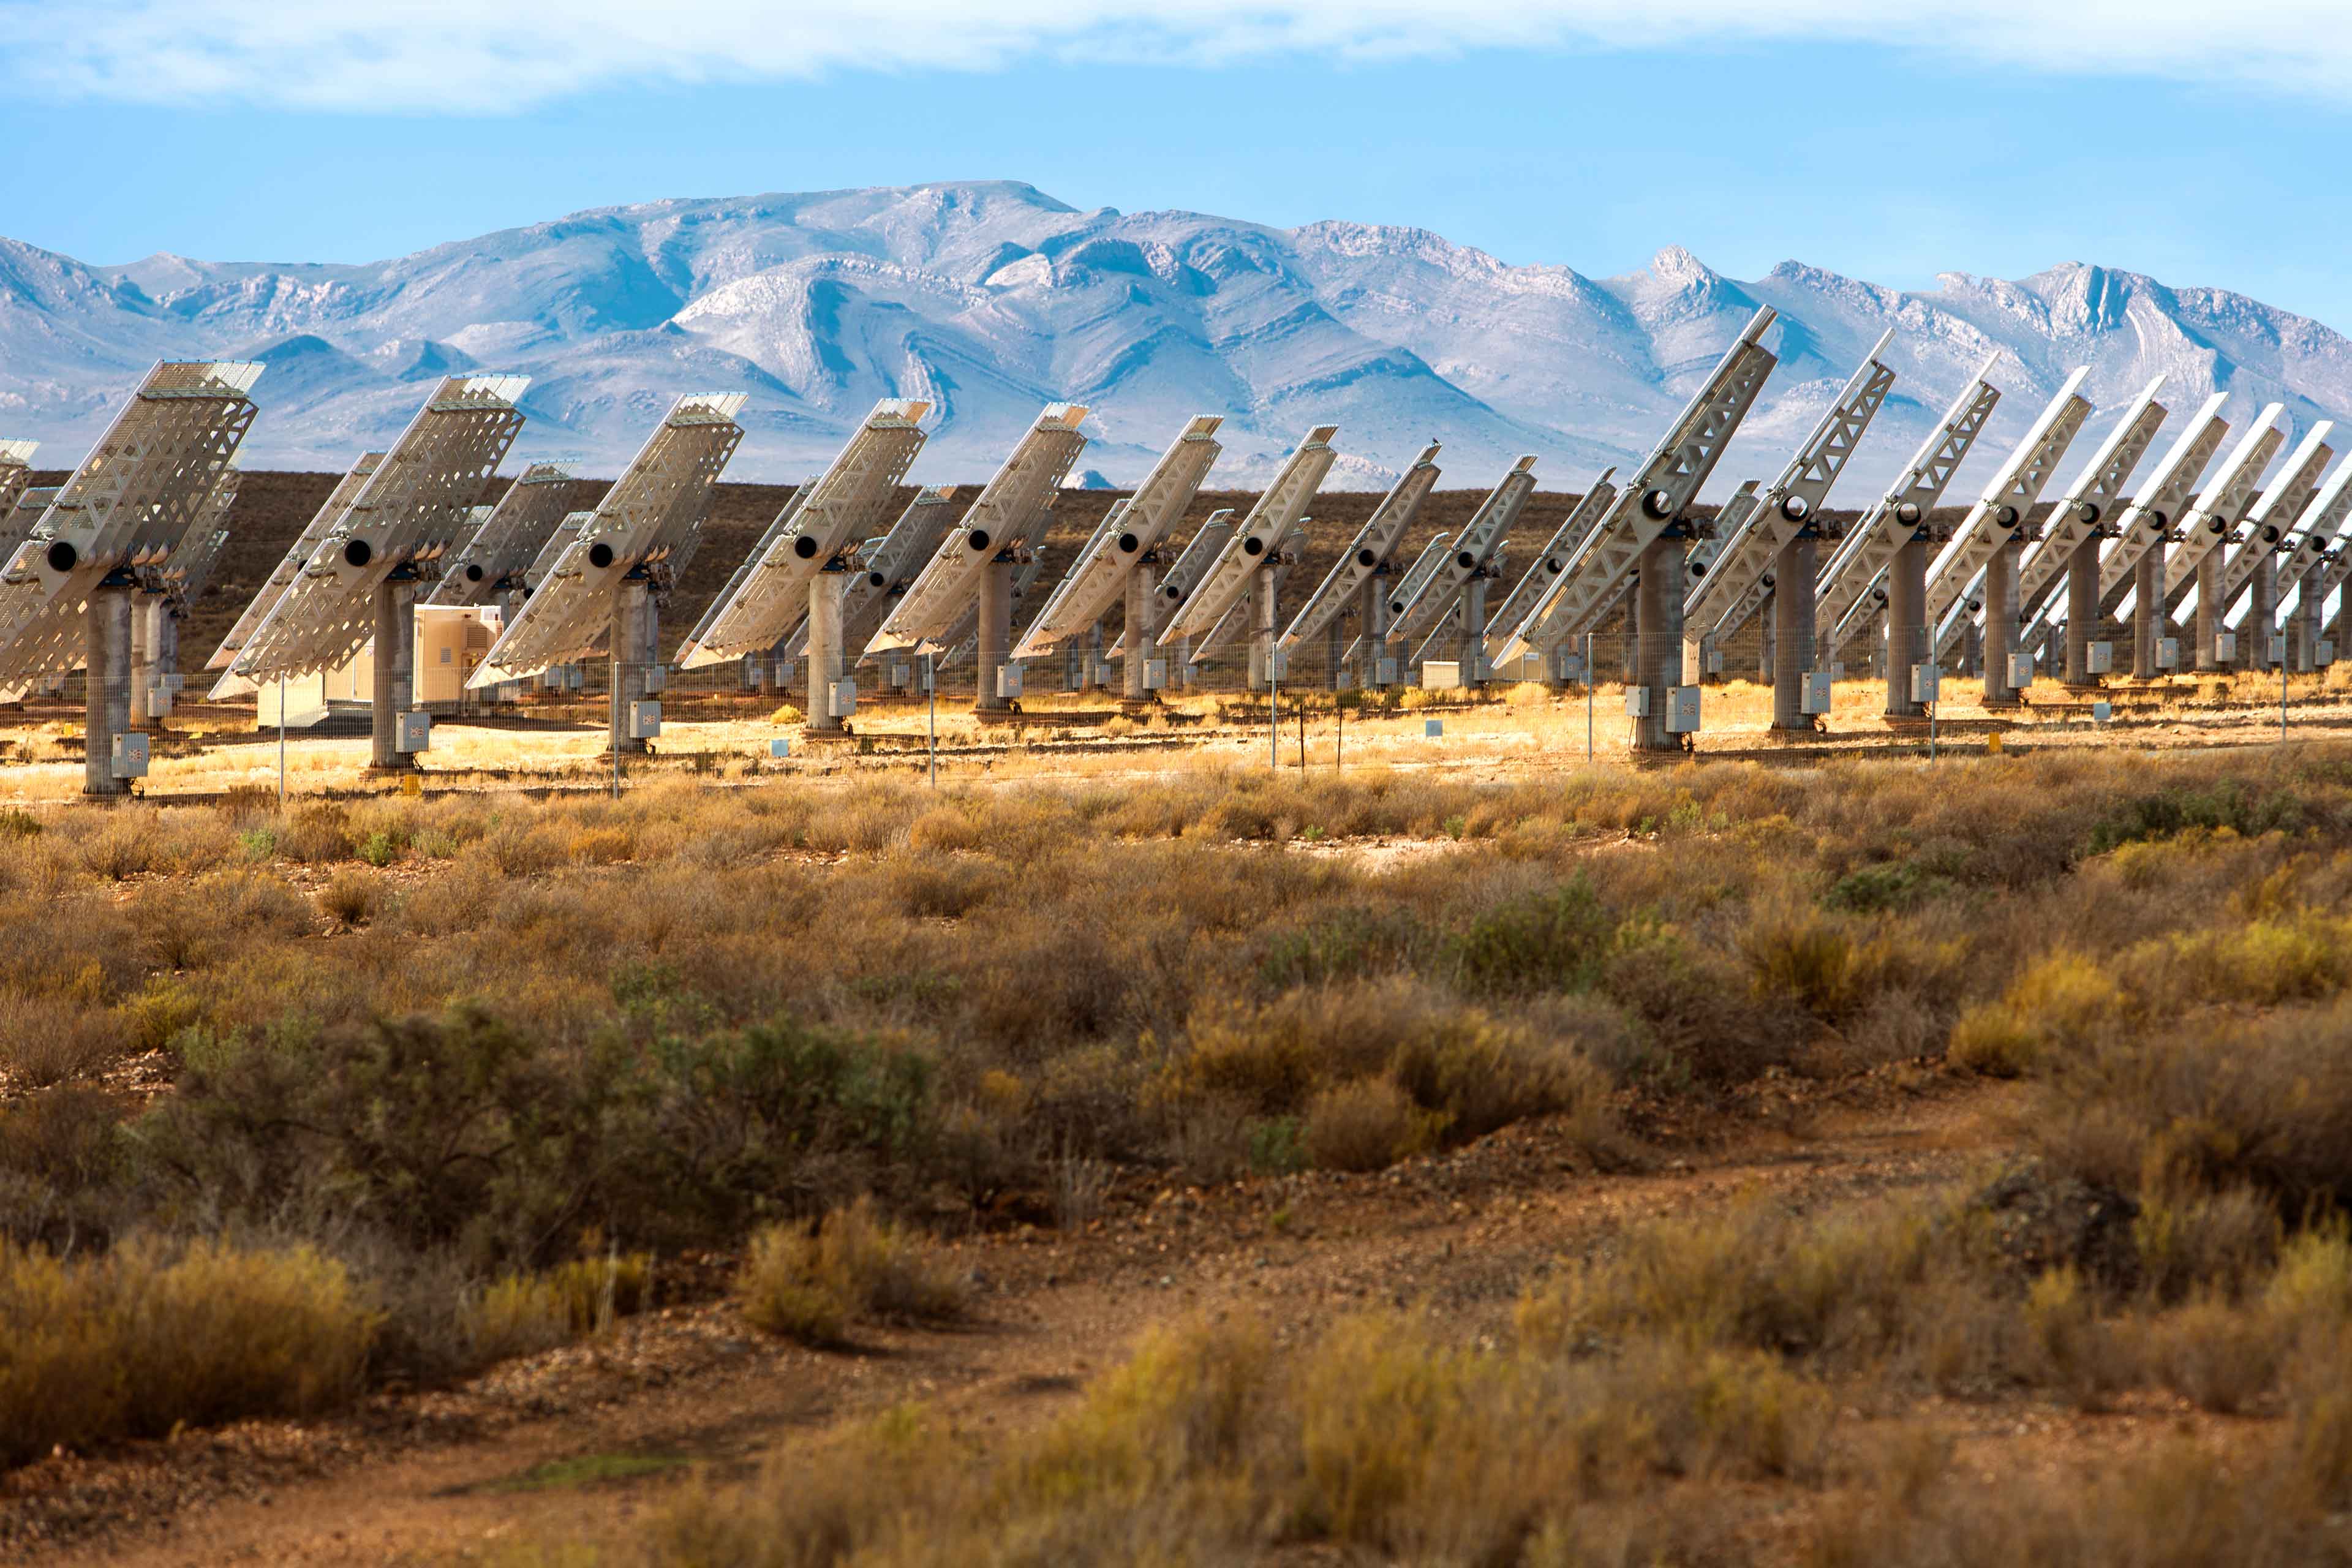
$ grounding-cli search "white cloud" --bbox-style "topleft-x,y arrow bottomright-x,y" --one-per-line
6,1 -> 2351,112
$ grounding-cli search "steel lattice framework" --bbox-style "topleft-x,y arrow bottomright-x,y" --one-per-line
823,486 -> 962,663
1276,443 -> 1444,652
2094,393 -> 2232,613
1390,454 -> 1539,646
0,361 -> 262,683
428,462 -> 578,606
1016,415 -> 1226,658
166,466 -> 240,614
2010,377 -> 2171,614
866,404 -> 1090,655
2274,461 -> 2352,600
0,441 -> 36,522
210,452 -> 383,675
1160,425 -> 1341,643
1477,471 -> 1618,667
1496,306 -> 1778,662
1814,355 -> 2002,654
213,376 -> 528,693
1686,329 -> 1899,642
2159,407 -> 2286,600
2201,423 -> 2333,618
469,393 -> 746,687
1109,510 -> 1236,658
1923,367 -> 2093,621
675,399 -> 929,668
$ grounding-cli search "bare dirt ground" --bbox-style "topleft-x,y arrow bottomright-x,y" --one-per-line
5,1068 -> 2255,1568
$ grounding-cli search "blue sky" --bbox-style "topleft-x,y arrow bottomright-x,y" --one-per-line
5,1 -> 2351,328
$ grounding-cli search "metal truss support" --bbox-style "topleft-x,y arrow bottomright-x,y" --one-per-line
1982,539 -> 2022,708
1885,537 -> 1929,720
609,577 -> 655,758
1123,560 -> 1158,703
806,571 -> 849,734
1770,539 -> 1814,731
1246,567 -> 1278,694
368,577 -> 418,772
2064,539 -> 2101,688
1630,537 -> 1686,753
976,559 -> 1014,714
2133,551 -> 2164,679
2195,554 -> 2225,671
2247,559 -> 2278,671
83,580 -> 133,798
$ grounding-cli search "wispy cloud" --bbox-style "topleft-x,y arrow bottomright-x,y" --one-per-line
7,1 -> 2351,112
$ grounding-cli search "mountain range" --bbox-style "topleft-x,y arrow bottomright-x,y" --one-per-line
4,179 -> 2349,496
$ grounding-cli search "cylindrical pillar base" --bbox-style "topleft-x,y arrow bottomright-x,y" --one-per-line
610,578 -> 652,755
1885,536 -> 1928,718
1629,538 -> 1686,753
1769,538 -> 1815,731
2133,549 -> 2163,679
975,557 -> 1014,713
2064,538 -> 2101,687
83,584 -> 132,797
369,577 -> 417,771
1983,538 -> 2022,707
1124,560 -> 1158,702
807,573 -> 849,732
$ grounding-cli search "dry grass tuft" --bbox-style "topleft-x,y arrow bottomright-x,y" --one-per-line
737,1198 -> 965,1346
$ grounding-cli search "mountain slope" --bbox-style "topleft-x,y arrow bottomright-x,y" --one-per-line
2,181 -> 2348,495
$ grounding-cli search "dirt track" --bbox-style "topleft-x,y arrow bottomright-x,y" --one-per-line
11,1070 -> 2025,1566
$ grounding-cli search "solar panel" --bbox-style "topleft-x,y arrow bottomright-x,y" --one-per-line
1195,525 -> 1309,661
1389,454 -> 1538,646
212,376 -> 528,693
2275,461 -> 2352,598
1107,510 -> 1237,659
1477,471 -> 1618,668
672,399 -> 929,668
825,486 -> 961,662
0,361 -> 260,681
1276,443 -> 1444,653
1014,415 -> 1226,659
2095,394 -> 2231,611
0,442 -> 35,522
2158,407 -> 2286,601
1923,367 -> 2094,619
428,462 -> 578,606
1814,354 -> 2003,656
1685,330 -> 1898,644
1495,307 -> 1777,664
471,393 -> 745,687
2013,377 -> 2170,612
209,451 -> 384,673
2206,422 -> 2334,616
865,404 -> 1090,657
1161,425 -> 1340,643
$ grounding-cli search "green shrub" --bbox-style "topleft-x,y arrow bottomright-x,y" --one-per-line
1444,878 -> 1613,997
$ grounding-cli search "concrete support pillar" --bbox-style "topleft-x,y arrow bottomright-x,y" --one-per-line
1359,576 -> 1390,688
807,570 -> 849,731
1620,611 -> 1638,687
1123,559 -> 1158,702
1460,578 -> 1488,684
1629,538 -> 1686,753
2248,557 -> 2278,671
1770,537 -> 1815,731
1246,566 -> 1277,695
1758,593 -> 1776,686
1961,620 -> 1981,680
126,594 -> 157,731
2065,539 -> 2101,687
83,581 -> 132,797
1324,608 -> 1345,692
1983,538 -> 2021,708
2296,582 -> 2324,672
1885,535 -> 1928,719
2133,549 -> 2163,679
2195,552 -> 2224,671
368,576 -> 417,771
609,576 -> 653,756
975,556 -> 1014,713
